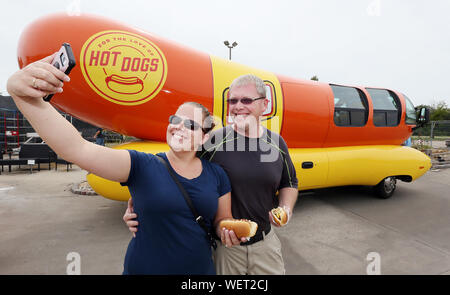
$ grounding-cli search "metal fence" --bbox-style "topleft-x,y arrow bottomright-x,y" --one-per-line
412,120 -> 450,169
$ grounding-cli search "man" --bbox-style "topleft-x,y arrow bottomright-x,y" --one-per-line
124,74 -> 298,275
93,127 -> 105,146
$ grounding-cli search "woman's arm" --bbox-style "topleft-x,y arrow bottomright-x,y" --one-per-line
214,192 -> 247,247
6,54 -> 130,182
123,192 -> 248,245
213,192 -> 232,233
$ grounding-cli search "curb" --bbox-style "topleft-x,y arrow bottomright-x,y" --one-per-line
70,181 -> 98,196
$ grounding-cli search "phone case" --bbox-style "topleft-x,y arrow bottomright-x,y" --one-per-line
43,43 -> 76,102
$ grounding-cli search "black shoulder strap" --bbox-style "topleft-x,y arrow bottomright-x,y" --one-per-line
155,155 -> 200,217
155,155 -> 217,249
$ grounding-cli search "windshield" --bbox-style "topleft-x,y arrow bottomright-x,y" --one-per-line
403,94 -> 417,125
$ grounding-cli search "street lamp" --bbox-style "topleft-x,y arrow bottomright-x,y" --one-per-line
224,40 -> 238,60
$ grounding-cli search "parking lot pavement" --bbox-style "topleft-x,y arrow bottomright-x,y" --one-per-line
1,166 -> 449,274
0,167 -> 130,274
277,168 -> 450,275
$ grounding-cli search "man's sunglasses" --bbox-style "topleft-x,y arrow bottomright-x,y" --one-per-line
226,97 -> 265,105
169,115 -> 204,132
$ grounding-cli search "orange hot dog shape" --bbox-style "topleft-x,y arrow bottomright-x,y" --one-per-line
17,13 -> 420,148
16,13 -> 431,203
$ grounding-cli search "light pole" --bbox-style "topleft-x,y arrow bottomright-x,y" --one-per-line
224,40 -> 238,60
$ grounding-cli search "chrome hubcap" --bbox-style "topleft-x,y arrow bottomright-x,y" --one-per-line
384,177 -> 396,193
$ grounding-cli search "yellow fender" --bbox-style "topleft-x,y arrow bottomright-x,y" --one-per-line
87,142 -> 431,201
86,141 -> 169,201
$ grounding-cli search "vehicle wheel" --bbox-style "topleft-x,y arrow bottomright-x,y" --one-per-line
373,177 -> 397,199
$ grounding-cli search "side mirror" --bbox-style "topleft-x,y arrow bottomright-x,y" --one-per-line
416,107 -> 430,125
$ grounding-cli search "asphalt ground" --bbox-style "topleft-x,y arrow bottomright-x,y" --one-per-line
0,165 -> 449,275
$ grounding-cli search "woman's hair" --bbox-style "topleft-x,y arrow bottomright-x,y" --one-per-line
180,101 -> 216,134
229,74 -> 267,98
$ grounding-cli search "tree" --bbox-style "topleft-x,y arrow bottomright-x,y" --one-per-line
413,100 -> 450,137
310,75 -> 319,81
430,100 -> 450,121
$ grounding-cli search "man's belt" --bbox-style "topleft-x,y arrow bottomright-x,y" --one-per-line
240,226 -> 271,246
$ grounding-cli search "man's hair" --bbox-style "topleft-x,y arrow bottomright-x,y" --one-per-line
229,74 -> 266,98
179,101 -> 215,134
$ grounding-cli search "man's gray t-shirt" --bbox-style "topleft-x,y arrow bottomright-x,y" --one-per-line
200,126 -> 298,236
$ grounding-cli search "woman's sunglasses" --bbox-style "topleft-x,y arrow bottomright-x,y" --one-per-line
169,115 -> 204,132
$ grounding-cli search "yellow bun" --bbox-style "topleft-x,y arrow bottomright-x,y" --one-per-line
271,207 -> 288,226
219,219 -> 258,238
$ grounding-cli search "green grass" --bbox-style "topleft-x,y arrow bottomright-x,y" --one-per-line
412,136 -> 449,140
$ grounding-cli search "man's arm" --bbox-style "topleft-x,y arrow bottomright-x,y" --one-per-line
277,187 -> 298,222
271,133 -> 299,226
124,198 -> 138,238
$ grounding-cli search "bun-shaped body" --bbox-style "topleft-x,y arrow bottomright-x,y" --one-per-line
271,207 -> 288,226
219,219 -> 258,238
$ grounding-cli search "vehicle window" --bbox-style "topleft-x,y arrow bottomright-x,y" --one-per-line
331,85 -> 368,127
366,88 -> 401,127
403,94 -> 417,125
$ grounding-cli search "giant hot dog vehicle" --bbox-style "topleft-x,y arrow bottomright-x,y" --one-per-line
16,13 -> 431,200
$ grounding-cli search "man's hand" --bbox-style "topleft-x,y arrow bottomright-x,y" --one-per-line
123,197 -> 138,238
269,205 -> 291,227
270,187 -> 297,227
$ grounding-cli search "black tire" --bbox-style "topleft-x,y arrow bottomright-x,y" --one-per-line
373,177 -> 397,199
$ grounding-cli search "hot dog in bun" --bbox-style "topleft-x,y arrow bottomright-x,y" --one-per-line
219,219 -> 258,239
271,207 -> 288,226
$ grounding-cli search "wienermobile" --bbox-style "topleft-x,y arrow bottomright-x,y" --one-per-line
16,13 -> 431,201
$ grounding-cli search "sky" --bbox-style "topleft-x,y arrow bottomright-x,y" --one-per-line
1,0 -> 449,107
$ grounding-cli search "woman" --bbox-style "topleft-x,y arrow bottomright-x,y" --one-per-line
6,53 -> 243,274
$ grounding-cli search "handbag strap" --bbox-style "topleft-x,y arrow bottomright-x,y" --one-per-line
155,155 -> 216,249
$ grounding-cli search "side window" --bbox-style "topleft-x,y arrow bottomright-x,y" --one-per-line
330,84 -> 368,127
403,94 -> 417,125
366,88 -> 401,127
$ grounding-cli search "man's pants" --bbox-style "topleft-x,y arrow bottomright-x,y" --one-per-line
213,229 -> 285,275
95,138 -> 105,146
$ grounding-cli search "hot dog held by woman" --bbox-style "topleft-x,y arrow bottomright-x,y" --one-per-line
219,219 -> 258,239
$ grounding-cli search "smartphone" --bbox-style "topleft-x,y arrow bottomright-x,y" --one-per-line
43,43 -> 76,102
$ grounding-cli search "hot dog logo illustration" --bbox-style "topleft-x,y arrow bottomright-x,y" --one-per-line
80,30 -> 167,106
